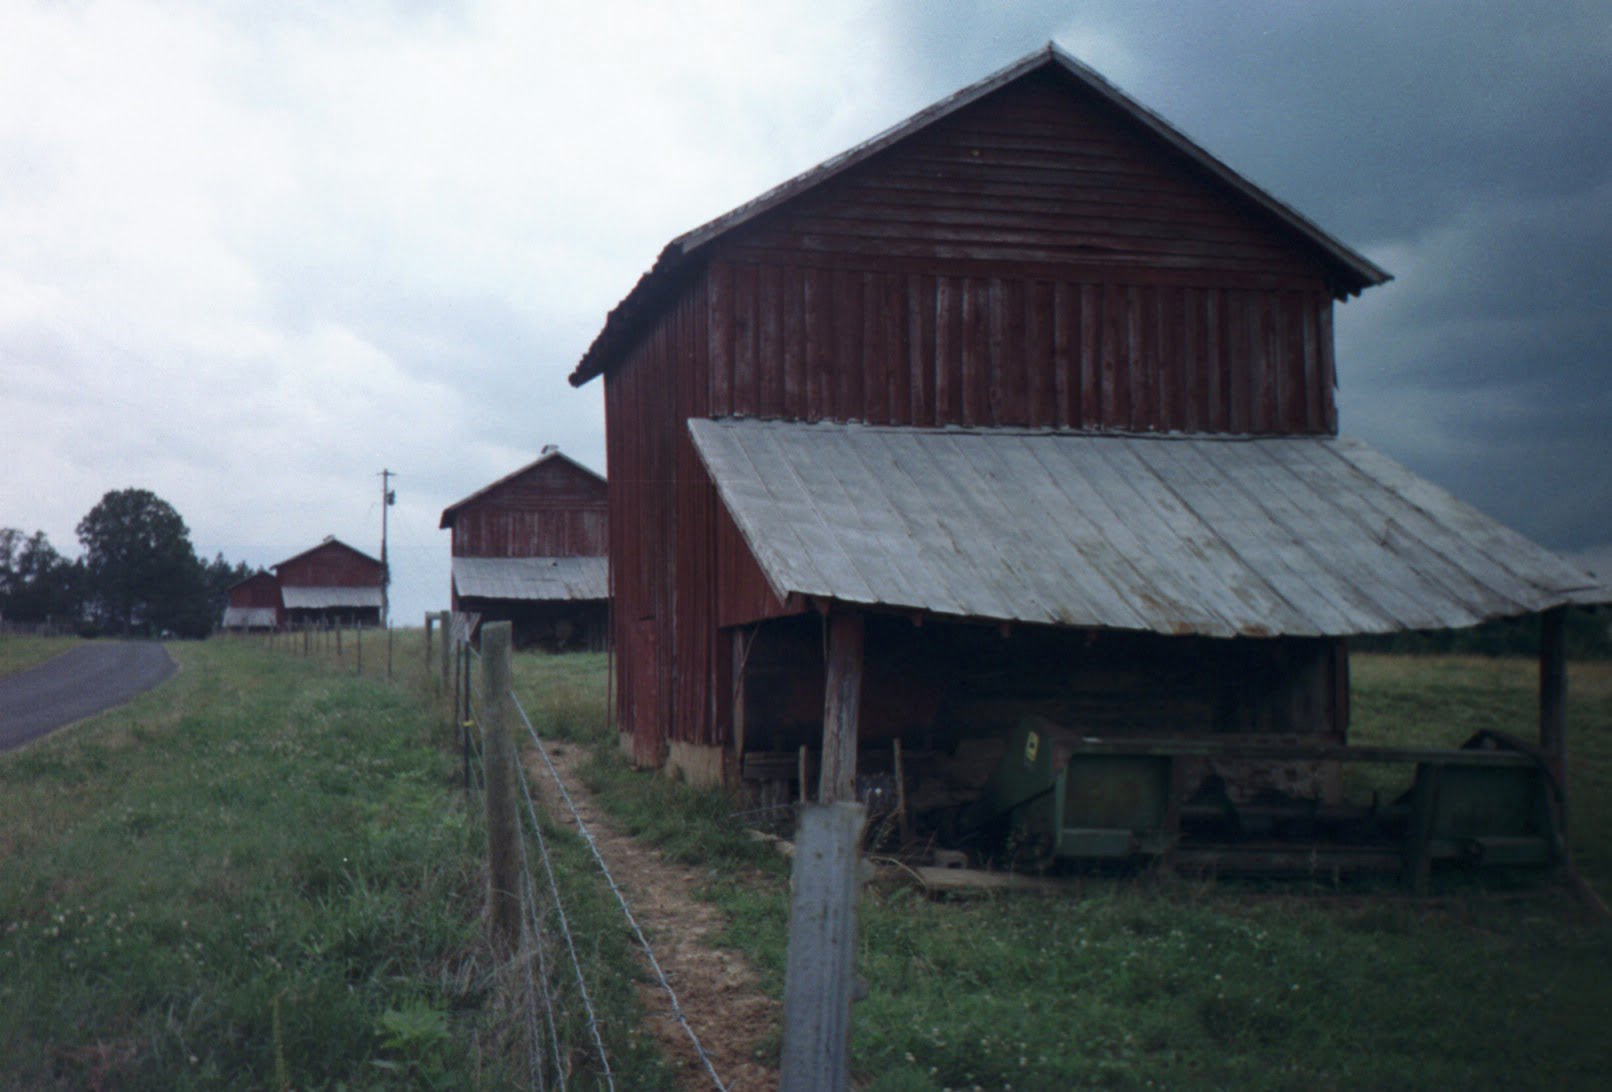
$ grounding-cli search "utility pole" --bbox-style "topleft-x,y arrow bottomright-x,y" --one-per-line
379,469 -> 396,629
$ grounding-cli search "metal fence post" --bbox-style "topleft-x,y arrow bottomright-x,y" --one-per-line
480,621 -> 521,951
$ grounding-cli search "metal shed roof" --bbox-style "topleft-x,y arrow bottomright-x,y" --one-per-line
220,606 -> 277,629
451,556 -> 609,602
688,418 -> 1606,638
280,586 -> 383,610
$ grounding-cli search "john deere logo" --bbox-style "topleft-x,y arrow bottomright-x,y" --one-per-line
1024,730 -> 1040,764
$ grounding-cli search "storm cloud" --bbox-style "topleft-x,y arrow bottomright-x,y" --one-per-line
2,1 -> 1606,621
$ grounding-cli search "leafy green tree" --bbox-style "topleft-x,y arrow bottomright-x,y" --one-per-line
76,489 -> 210,637
0,528 -> 81,625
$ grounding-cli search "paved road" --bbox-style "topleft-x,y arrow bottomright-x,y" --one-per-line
0,641 -> 178,753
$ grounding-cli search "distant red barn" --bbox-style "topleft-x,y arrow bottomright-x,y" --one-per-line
439,449 -> 609,649
220,570 -> 282,631
272,537 -> 384,628
568,42 -> 1603,821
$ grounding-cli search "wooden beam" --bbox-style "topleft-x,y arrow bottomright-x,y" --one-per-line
818,610 -> 865,805
1539,606 -> 1568,791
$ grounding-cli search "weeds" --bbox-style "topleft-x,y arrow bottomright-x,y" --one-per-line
0,635 -> 513,1088
510,648 -> 1612,1090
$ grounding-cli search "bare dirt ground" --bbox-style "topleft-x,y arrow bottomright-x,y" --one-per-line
525,741 -> 781,1091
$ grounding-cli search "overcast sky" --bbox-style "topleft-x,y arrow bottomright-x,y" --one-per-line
3,0 -> 1608,624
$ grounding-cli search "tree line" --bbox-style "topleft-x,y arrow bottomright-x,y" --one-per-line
1,488 -> 250,639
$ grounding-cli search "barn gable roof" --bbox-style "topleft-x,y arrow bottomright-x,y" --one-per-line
689,418 -> 1606,638
272,537 -> 381,572
439,450 -> 606,530
451,556 -> 609,602
571,43 -> 1390,388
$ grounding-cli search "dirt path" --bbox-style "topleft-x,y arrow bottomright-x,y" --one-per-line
0,641 -> 176,753
524,741 -> 781,1091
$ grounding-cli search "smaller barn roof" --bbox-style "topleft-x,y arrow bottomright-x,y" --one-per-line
439,449 -> 607,529
688,418 -> 1607,638
273,537 -> 381,571
280,586 -> 384,610
571,43 -> 1391,388
451,556 -> 609,602
226,569 -> 276,592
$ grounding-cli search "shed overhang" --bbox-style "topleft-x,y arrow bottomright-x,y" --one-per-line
451,556 -> 609,602
688,418 -> 1607,638
279,586 -> 384,610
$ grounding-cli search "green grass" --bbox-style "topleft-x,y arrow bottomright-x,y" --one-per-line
0,633 -> 79,678
0,634 -> 513,1089
510,649 -> 1612,1090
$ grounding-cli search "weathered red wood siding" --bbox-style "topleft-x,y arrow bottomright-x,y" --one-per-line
604,67 -> 1352,761
449,460 -> 608,559
276,542 -> 383,588
704,72 -> 1338,434
228,572 -> 282,610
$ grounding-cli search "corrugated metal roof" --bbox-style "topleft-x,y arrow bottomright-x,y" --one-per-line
280,586 -> 383,610
688,418 -> 1607,638
219,606 -> 277,628
451,556 -> 609,602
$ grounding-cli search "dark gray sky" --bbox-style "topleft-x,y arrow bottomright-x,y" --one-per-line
2,1 -> 1607,618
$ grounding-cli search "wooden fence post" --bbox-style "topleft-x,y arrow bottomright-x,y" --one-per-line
480,621 -> 521,951
438,610 -> 452,696
424,612 -> 435,688
781,802 -> 866,1092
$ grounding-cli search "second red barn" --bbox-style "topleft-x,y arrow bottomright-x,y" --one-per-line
439,448 -> 609,650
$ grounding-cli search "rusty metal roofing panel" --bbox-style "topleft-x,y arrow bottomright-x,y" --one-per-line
451,556 -> 609,602
280,586 -> 383,610
687,418 -> 1607,637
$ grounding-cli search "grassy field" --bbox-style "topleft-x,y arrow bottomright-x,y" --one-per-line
0,633 -> 79,678
514,650 -> 1612,1090
7,635 -> 1607,1088
0,632 -> 518,1088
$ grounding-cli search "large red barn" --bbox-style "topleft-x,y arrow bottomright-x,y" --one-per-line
568,44 -> 1604,835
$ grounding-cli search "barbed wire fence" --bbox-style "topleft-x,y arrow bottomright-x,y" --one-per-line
453,620 -> 729,1091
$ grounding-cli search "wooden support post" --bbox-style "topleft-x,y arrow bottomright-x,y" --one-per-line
386,623 -> 393,681
781,802 -> 866,1092
1539,606 -> 1568,794
355,624 -> 362,674
438,610 -> 452,696
480,621 -> 521,951
336,623 -> 343,658
893,738 -> 912,846
819,611 -> 864,805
